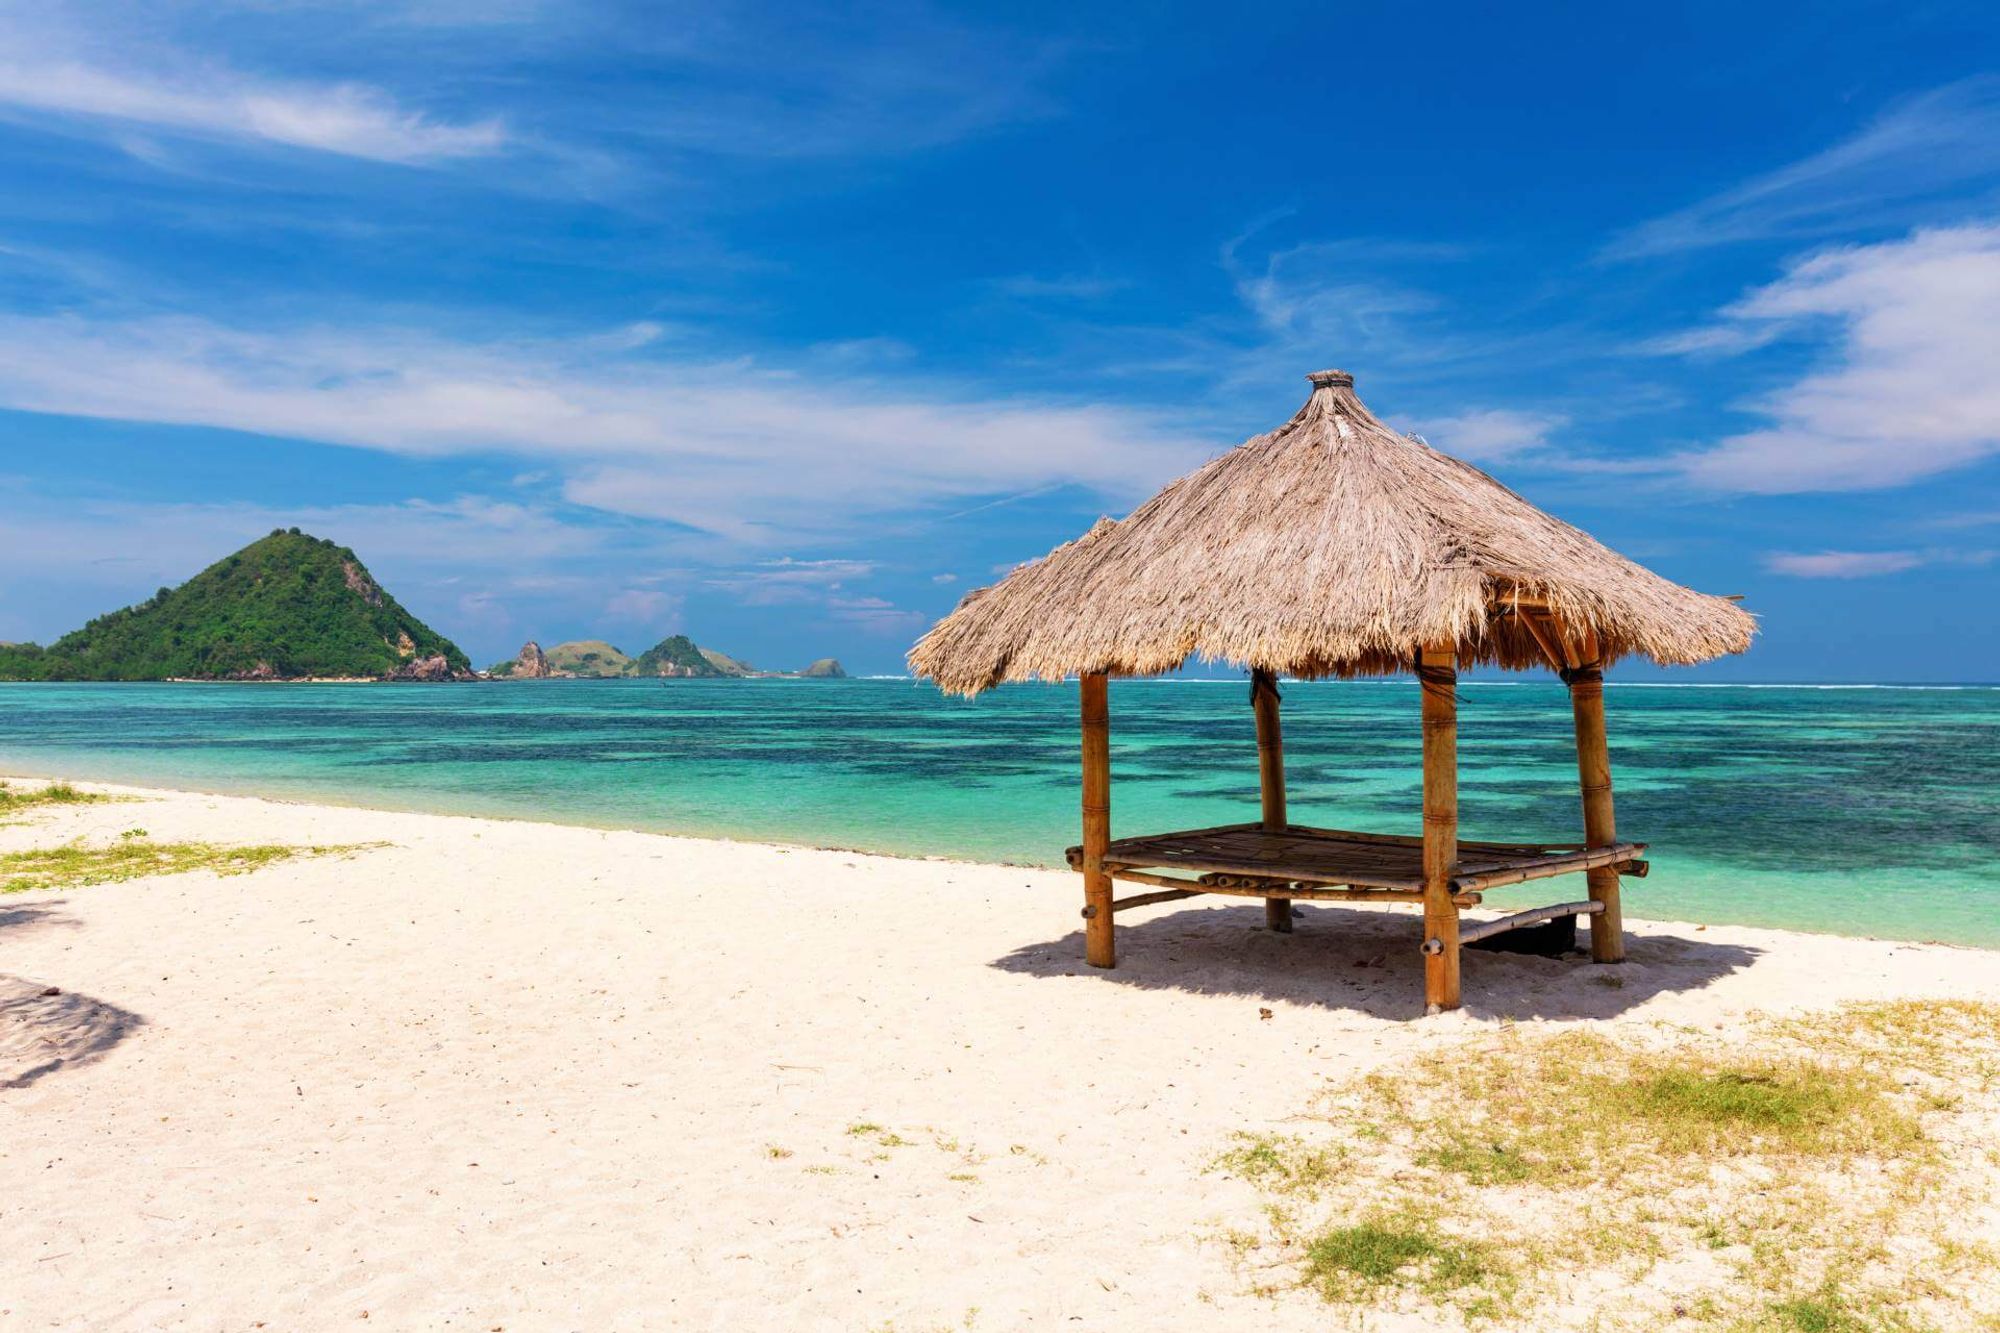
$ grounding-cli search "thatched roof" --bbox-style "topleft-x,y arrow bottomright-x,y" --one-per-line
909,370 -> 1754,695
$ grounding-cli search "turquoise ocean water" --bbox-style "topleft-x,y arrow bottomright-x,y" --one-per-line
1,678 -> 1995,947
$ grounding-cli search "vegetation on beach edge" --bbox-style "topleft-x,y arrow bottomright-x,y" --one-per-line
1,835 -> 384,894
1208,999 -> 2000,1328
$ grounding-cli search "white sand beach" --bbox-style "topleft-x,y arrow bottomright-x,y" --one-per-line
5,778 -> 1998,1331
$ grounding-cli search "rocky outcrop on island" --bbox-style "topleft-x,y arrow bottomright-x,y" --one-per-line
698,647 -> 759,676
384,653 -> 464,682
488,639 -> 640,678
342,561 -> 386,607
517,641 -> 552,677
481,633 -> 849,681
0,529 -> 473,682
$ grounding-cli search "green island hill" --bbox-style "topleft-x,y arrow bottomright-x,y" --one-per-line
0,530 -> 472,682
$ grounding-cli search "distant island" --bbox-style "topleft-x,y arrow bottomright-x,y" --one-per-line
0,530 -> 474,682
0,529 -> 847,684
490,635 -> 845,680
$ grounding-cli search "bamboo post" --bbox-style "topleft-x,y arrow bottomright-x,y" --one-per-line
1251,667 -> 1292,933
1418,645 -> 1461,1013
1080,672 -> 1115,968
1566,664 -> 1625,963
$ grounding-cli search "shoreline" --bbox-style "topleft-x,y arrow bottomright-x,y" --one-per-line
5,777 -> 1999,1328
2,769 -> 1985,952
0,767 -> 1053,871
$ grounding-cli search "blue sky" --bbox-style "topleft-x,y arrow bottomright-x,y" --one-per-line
1,1 -> 1997,680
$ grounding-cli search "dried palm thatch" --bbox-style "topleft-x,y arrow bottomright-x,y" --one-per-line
910,370 -> 1754,695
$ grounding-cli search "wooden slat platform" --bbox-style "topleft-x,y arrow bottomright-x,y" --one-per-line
1064,822 -> 1645,896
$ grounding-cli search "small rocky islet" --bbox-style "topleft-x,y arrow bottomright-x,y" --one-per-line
490,635 -> 845,681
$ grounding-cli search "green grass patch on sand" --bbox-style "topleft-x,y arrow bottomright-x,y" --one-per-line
1413,1136 -> 1538,1186
1,837 -> 377,893
1382,1033 -> 1923,1185
1209,1002 -> 2000,1328
1761,1285 -> 1903,1333
1209,1132 -> 1345,1195
1628,1064 -> 1888,1146
1303,1218 -> 1499,1303
0,781 -> 121,819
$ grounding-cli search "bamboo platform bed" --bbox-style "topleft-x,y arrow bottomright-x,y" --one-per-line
1064,823 -> 1647,927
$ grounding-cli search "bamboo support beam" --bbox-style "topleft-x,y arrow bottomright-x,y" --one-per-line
1577,625 -> 1602,669
1457,900 -> 1603,947
1102,868 -> 1214,892
1080,672 -> 1114,968
1419,644 -> 1461,1014
1251,667 -> 1291,933
1200,883 -> 1483,906
1448,843 -> 1645,895
1567,664 -> 1625,963
1197,869 -> 1479,903
1106,886 -> 1203,913
1099,867 -> 1484,908
1516,610 -> 1568,674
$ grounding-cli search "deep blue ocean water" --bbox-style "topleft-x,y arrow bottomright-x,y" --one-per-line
1,678 -> 1995,947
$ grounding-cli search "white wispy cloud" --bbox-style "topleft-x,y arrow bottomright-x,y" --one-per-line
1633,323 -> 1788,358
601,10 -> 1066,159
806,337 -> 918,368
367,0 -> 550,26
0,0 -> 1080,190
1404,408 -> 1568,463
738,558 -> 877,586
0,493 -> 617,588
0,312 -> 1207,543
603,587 -> 684,627
0,481 -> 944,657
1605,79 -> 2000,260
702,558 -> 877,605
826,594 -> 927,635
1664,223 -> 2000,493
0,489 -> 637,646
1931,510 -> 2000,530
1228,240 -> 1443,356
1764,550 -> 1926,578
1765,548 -> 1995,578
0,54 -> 504,164
1182,224 -> 1534,396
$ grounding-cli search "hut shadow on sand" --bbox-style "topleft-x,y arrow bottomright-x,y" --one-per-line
992,904 -> 1761,1023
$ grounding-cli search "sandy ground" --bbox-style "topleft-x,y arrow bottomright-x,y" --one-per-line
4,778 -> 1998,1332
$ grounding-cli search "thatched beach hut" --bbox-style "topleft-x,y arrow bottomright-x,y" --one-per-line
909,370 -> 1754,1013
